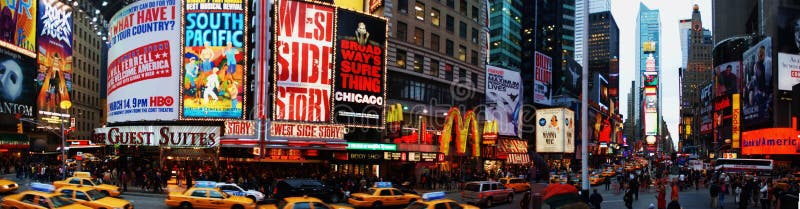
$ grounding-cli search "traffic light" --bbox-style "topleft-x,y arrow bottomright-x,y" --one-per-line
16,123 -> 22,134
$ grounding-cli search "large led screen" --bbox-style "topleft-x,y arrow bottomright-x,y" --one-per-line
741,38 -> 773,129
36,0 -> 72,114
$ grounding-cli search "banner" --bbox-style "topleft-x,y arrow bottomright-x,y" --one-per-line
332,9 -> 386,127
93,126 -> 220,147
270,121 -> 345,139
0,47 -> 36,117
741,128 -> 800,155
106,0 -> 181,122
223,120 -> 255,137
534,52 -> 551,105
0,0 -> 36,56
36,0 -> 72,114
181,0 -> 247,119
485,65 -> 522,137
713,61 -> 741,97
741,38 -> 773,129
535,108 -> 574,153
778,7 -> 800,90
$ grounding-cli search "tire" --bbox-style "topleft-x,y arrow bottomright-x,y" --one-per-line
231,205 -> 244,209
180,202 -> 192,209
372,201 -> 383,209
485,197 -> 493,207
507,194 -> 513,203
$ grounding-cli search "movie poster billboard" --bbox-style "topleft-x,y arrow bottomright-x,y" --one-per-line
106,0 -> 181,123
700,84 -> 713,134
486,65 -> 522,137
554,59 -> 581,98
713,95 -> 732,145
0,0 -> 36,57
644,94 -> 658,136
333,9 -> 386,127
36,0 -> 72,114
713,61 -> 741,97
741,38 -> 773,129
274,0 -> 334,122
534,51 -> 551,105
181,0 -> 247,119
0,47 -> 36,118
535,108 -> 574,153
777,7 -> 800,91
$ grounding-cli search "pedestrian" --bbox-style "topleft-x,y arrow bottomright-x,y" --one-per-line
667,200 -> 681,209
631,175 -> 640,201
657,180 -> 667,209
604,176 -> 610,191
759,180 -> 769,209
670,181 -> 679,202
589,189 -> 603,209
121,171 -> 128,192
719,180 -> 727,209
624,184 -> 634,209
710,180 -> 721,209
520,190 -> 531,209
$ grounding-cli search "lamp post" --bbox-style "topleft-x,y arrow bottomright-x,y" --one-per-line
60,100 -> 72,179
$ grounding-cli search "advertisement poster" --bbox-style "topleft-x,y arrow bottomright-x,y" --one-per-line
535,108 -> 574,153
181,0 -> 247,119
554,59 -> 580,98
700,84 -> 713,134
534,51 -> 551,105
36,0 -> 72,114
741,128 -> 799,155
778,7 -> 800,90
643,71 -> 658,87
274,0 -> 334,122
0,47 -> 36,117
741,38 -> 773,129
93,126 -> 220,147
713,95 -> 732,145
333,9 -> 386,127
713,61 -> 741,97
485,65 -> 522,137
0,0 -> 36,56
106,0 -> 181,123
645,93 -> 657,136
732,94 -> 740,148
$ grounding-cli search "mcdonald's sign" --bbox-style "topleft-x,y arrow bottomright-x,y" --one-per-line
387,104 -> 404,123
482,120 -> 498,145
439,107 -> 481,156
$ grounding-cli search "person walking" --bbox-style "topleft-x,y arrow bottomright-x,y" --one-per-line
710,180 -> 721,209
604,176 -> 611,191
589,189 -> 603,209
657,180 -> 667,209
719,180 -> 728,209
670,181 -> 680,202
624,184 -> 634,209
631,175 -> 640,201
759,180 -> 770,209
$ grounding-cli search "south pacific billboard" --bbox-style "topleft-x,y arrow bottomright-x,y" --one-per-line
106,0 -> 181,123
535,108 -> 575,153
486,65 -> 522,137
741,38 -> 773,129
181,0 -> 247,119
0,47 -> 36,118
0,0 -> 36,57
36,0 -> 72,114
333,9 -> 386,127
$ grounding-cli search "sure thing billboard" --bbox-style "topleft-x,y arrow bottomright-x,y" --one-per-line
0,47 -> 36,118
486,65 -> 522,137
274,0 -> 334,122
182,0 -> 247,119
535,108 -> 574,153
106,0 -> 181,123
37,0 -> 72,114
0,0 -> 36,56
333,9 -> 386,127
741,37 -> 773,129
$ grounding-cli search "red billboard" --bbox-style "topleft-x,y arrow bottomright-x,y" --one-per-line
741,128 -> 799,155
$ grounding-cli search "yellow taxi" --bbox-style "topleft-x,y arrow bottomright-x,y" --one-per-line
165,181 -> 255,209
347,182 -> 421,208
404,192 -> 479,209
601,168 -> 615,178
498,177 -> 530,192
53,172 -> 121,197
56,185 -> 132,209
589,175 -> 604,186
1,183 -> 92,209
0,177 -> 19,193
258,196 -> 352,209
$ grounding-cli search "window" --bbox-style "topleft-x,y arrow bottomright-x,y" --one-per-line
292,202 -> 312,209
446,15 -> 454,32
471,71 -> 478,87
209,191 -> 224,199
430,34 -> 440,52
448,202 -> 465,209
471,50 -> 478,65
69,178 -> 81,184
191,190 -> 207,198
396,50 -> 407,68
37,196 -> 50,208
459,0 -> 467,15
458,45 -> 466,61
445,40 -> 454,56
413,54 -> 424,72
413,27 -> 424,46
434,203 -> 449,209
398,0 -> 408,13
472,6 -> 479,22
312,202 -> 331,209
490,183 -> 498,190
414,1 -> 425,21
430,59 -> 440,77
82,179 -> 94,186
22,194 -> 35,204
397,21 -> 407,41
75,192 -> 89,201
431,8 -> 440,27
391,189 -> 405,196
446,0 -> 454,8
445,64 -> 454,80
379,190 -> 392,196
459,21 -> 467,38
459,68 -> 466,81
472,28 -> 479,43
60,190 -> 73,199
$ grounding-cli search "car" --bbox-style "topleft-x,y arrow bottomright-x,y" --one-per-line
217,182 -> 266,202
601,169 -> 615,178
0,177 -> 19,193
589,175 -> 604,186
273,179 -> 344,203
56,185 -> 133,209
404,192 -> 479,209
347,182 -> 420,208
53,172 -> 121,197
165,181 -> 256,209
259,196 -> 352,209
498,177 -> 530,192
461,181 -> 513,207
1,183 -> 92,209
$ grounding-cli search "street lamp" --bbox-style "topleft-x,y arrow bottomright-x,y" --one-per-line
60,100 -> 72,179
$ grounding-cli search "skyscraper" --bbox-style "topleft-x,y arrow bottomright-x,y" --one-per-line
588,11 -> 619,78
635,3 -> 660,146
679,5 -> 713,151
574,0 -> 611,65
489,0 -> 522,70
71,0 -> 105,139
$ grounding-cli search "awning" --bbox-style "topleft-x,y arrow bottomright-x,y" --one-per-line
507,153 -> 530,164
0,133 -> 29,149
497,139 -> 528,153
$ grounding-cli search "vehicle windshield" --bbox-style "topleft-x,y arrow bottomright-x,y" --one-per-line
367,188 -> 377,194
87,189 -> 107,200
405,202 -> 428,209
50,196 -> 76,208
464,184 -> 480,192
90,179 -> 100,186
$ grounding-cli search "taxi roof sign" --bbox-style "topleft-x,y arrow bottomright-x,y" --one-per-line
73,172 -> 91,178
374,182 -> 392,188
422,191 -> 446,201
195,181 -> 218,188
31,183 -> 55,193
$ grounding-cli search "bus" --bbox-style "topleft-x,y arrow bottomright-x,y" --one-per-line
713,158 -> 773,173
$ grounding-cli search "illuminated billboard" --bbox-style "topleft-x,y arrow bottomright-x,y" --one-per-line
106,0 -> 181,123
644,95 -> 658,137
643,71 -> 658,87
486,65 -> 522,137
778,7 -> 800,91
273,0 -> 334,122
0,47 -> 36,118
333,9 -> 387,127
534,52 -> 552,105
741,38 -> 773,129
645,54 -> 656,72
642,41 -> 656,53
535,108 -> 575,153
36,0 -> 73,114
181,0 -> 248,119
741,127 -> 800,155
713,61 -> 741,97
0,0 -> 36,57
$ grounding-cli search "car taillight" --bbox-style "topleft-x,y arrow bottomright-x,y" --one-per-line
478,193 -> 483,199
273,187 -> 278,195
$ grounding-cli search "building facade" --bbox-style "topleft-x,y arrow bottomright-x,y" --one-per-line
70,0 -> 105,140
679,5 -> 713,155
574,0 -> 610,65
488,0 -> 522,70
634,3 -> 660,149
